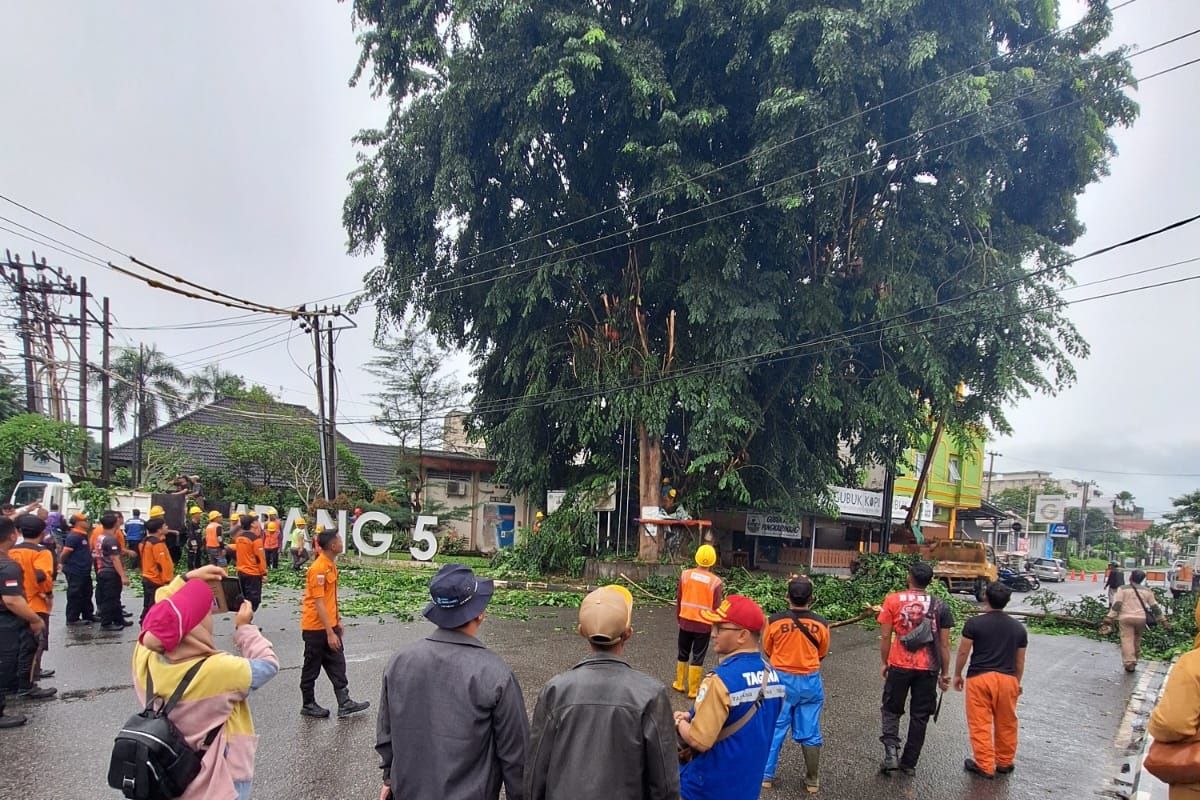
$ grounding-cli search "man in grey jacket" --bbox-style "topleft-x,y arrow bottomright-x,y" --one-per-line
525,585 -> 679,800
375,564 -> 528,800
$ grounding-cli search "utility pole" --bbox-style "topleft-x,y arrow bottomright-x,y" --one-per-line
7,252 -> 38,412
100,297 -> 112,481
985,450 -> 1001,500
310,313 -> 331,500
79,276 -> 88,472
325,314 -> 338,498
879,463 -> 896,554
133,343 -> 145,487
1074,479 -> 1095,555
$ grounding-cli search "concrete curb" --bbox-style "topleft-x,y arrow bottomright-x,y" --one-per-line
1106,658 -> 1174,799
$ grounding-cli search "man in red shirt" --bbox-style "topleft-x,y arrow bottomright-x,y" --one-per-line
876,561 -> 954,776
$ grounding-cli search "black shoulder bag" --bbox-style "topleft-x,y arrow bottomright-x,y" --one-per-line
789,610 -> 825,653
1131,585 -> 1159,628
108,657 -> 220,800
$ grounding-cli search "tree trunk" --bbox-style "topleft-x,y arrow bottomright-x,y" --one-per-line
637,423 -> 662,561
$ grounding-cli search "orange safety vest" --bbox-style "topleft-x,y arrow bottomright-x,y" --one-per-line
678,567 -> 722,624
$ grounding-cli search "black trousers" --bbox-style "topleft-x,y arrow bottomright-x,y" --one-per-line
187,541 -> 203,571
880,667 -> 939,768
95,572 -> 123,626
677,628 -> 711,665
65,572 -> 94,622
0,624 -> 20,711
141,578 -> 164,623
300,629 -> 348,703
291,548 -> 310,571
14,625 -> 38,691
166,533 -> 182,565
265,548 -> 279,569
240,575 -> 263,611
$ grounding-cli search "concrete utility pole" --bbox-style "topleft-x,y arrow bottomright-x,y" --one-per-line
5,252 -> 39,412
309,312 -> 331,500
325,315 -> 338,498
985,450 -> 1001,499
100,297 -> 112,481
1074,479 -> 1096,554
79,275 -> 88,472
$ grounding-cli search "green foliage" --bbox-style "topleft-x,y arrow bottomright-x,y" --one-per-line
70,481 -> 118,521
100,345 -> 187,434
490,477 -> 612,578
0,367 -> 24,423
0,413 -> 88,486
1025,588 -> 1195,661
186,365 -> 249,406
990,481 -> 1063,518
345,0 -> 1137,511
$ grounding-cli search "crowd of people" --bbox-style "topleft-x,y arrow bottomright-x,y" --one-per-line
0,499 -> 1164,799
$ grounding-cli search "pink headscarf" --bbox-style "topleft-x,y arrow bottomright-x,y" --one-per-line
139,579 -> 214,655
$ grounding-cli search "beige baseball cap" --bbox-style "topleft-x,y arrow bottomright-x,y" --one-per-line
577,585 -> 633,645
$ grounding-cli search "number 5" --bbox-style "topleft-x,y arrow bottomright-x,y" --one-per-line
411,516 -> 439,562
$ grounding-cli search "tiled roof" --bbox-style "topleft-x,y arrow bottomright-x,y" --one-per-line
109,398 -> 496,488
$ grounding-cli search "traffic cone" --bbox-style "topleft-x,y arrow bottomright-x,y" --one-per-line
1092,571 -> 1099,582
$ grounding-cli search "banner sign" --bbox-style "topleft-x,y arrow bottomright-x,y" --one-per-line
745,513 -> 804,540
1035,495 -> 1067,524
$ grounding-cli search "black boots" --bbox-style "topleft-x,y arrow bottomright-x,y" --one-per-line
880,744 -> 900,773
301,701 -> 330,718
335,688 -> 370,718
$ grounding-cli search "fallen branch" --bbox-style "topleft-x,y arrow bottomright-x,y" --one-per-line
829,610 -> 875,629
620,573 -> 674,604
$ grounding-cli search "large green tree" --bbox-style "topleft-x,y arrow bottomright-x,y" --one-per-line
345,0 -> 1136,558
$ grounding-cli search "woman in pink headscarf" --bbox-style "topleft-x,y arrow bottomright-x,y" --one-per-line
134,565 -> 279,800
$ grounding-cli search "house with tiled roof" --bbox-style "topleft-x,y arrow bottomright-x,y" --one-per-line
108,397 -> 536,551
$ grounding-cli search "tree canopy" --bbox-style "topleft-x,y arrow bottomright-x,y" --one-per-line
345,0 -> 1137,519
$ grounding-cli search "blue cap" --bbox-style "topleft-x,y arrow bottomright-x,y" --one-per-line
423,564 -> 495,629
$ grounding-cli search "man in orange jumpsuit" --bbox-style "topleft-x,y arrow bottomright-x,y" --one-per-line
234,515 -> 268,611
137,517 -> 175,622
953,581 -> 1027,779
10,515 -> 56,695
672,544 -> 723,698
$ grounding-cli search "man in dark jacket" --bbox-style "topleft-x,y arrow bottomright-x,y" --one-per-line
525,586 -> 678,800
375,564 -> 528,800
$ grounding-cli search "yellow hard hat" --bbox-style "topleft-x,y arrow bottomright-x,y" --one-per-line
265,506 -> 278,517
266,521 -> 279,532
148,505 -> 165,519
695,544 -> 717,568
668,489 -> 677,498
208,510 -> 222,521
188,506 -> 202,516
313,524 -> 325,534
535,511 -> 544,519
294,517 -> 307,528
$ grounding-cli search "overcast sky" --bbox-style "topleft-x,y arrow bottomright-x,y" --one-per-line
0,1 -> 1196,520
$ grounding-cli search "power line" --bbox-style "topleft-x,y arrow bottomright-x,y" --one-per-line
995,453 -> 1200,478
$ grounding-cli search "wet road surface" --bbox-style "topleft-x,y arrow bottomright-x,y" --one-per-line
3,582 -> 1139,799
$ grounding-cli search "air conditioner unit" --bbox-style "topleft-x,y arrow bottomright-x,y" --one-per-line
480,482 -> 509,494
446,480 -> 468,497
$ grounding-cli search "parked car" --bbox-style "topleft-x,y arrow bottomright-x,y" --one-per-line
1030,557 -> 1067,582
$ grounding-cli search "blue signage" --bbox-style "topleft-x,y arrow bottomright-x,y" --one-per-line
1048,523 -> 1068,537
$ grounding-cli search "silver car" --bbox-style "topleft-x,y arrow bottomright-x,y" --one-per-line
1031,557 -> 1067,582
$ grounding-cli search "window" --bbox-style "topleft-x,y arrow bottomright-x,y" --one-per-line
947,456 -> 962,483
913,452 -> 926,474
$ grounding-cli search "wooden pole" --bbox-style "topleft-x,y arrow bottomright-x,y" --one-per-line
101,297 -> 111,481
326,316 -> 338,498
79,276 -> 88,472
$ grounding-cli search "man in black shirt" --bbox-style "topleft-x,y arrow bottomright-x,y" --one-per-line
0,516 -> 45,728
952,582 -> 1027,779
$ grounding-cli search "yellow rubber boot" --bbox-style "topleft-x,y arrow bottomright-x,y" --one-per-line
687,666 -> 705,699
671,661 -> 688,693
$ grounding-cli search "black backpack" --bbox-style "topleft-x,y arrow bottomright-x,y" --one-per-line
108,657 -> 219,800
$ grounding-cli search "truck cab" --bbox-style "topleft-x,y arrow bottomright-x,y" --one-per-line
9,472 -> 71,511
926,539 -> 998,601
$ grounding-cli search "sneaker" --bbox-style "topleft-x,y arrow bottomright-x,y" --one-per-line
100,623 -> 125,631
996,764 -> 1015,775
15,686 -> 56,701
300,702 -> 330,718
880,745 -> 900,773
337,698 -> 370,718
0,713 -> 26,729
964,759 -> 995,779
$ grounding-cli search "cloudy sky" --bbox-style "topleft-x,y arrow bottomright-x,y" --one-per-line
0,1 -> 1196,519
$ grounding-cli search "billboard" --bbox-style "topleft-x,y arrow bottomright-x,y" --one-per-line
1035,495 -> 1068,524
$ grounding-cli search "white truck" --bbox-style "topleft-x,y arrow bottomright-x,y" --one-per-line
9,471 -> 152,518
1171,544 -> 1199,596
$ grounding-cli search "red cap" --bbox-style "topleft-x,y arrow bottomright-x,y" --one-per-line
700,594 -> 765,633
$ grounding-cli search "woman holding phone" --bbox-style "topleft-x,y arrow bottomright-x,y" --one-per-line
133,565 -> 279,800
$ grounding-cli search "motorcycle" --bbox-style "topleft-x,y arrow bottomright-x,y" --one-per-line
997,567 -> 1040,593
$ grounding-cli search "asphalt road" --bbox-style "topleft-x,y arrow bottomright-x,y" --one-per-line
4,578 -> 1139,800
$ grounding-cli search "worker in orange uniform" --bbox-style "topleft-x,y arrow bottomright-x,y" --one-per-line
672,543 -> 723,698
11,514 -> 56,692
205,510 -> 226,567
299,529 -> 369,719
234,515 -> 268,611
137,517 -> 175,622
761,576 -> 830,794
263,520 -> 281,570
953,582 -> 1027,779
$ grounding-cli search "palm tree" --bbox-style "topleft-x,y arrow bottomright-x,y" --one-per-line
1113,490 -> 1137,515
187,364 -> 246,406
100,345 -> 187,485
